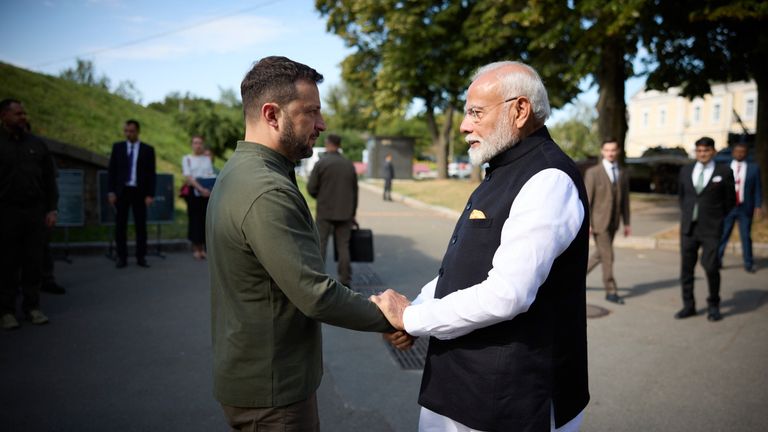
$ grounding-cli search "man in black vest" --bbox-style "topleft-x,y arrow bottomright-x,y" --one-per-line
676,137 -> 735,321
372,61 -> 590,431
107,119 -> 156,268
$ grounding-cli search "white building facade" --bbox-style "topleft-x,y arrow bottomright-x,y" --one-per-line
625,81 -> 757,157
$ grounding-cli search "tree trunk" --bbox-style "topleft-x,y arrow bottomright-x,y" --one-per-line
595,37 -> 628,161
426,106 -> 449,179
755,72 -> 768,212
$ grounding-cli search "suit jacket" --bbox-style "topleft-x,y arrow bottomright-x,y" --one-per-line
678,162 -> 735,237
584,161 -> 630,233
736,162 -> 763,214
307,151 -> 358,221
107,141 -> 157,198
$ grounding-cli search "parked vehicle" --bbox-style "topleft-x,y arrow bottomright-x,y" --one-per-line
448,157 -> 472,179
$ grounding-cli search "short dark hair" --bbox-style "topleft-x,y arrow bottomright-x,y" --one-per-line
240,56 -> 324,121
125,119 -> 141,131
601,137 -> 618,147
732,141 -> 748,149
0,98 -> 21,112
695,136 -> 715,148
326,134 -> 342,147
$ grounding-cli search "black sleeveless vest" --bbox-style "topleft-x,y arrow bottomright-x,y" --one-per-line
418,127 -> 590,432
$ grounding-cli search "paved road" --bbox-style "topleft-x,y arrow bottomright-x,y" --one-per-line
2,186 -> 767,431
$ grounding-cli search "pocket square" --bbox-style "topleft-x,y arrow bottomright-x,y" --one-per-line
469,209 -> 487,220
712,175 -> 722,183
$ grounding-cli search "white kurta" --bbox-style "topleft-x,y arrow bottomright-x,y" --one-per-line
403,168 -> 587,432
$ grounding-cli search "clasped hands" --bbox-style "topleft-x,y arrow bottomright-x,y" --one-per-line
370,289 -> 416,351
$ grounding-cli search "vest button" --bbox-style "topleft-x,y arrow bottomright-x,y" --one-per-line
485,173 -> 492,181
438,267 -> 444,276
451,236 -> 457,244
465,202 -> 472,210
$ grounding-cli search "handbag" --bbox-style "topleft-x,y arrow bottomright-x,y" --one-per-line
334,227 -> 374,262
179,183 -> 191,198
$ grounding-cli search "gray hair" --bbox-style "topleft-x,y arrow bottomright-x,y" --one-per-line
472,61 -> 550,123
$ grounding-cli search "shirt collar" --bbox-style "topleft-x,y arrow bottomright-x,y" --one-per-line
601,158 -> 617,170
236,140 -> 296,178
696,160 -> 714,171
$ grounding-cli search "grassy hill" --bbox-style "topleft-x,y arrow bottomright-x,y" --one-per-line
0,61 -> 189,175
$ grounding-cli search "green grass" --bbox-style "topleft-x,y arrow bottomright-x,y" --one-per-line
0,61 -> 191,177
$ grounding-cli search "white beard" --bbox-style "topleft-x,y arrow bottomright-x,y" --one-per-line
466,115 -> 520,166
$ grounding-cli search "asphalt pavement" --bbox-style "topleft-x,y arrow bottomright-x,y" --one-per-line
1,184 -> 767,431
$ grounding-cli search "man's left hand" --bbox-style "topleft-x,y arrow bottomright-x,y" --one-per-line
145,196 -> 154,206
624,225 -> 631,237
45,211 -> 57,228
370,289 -> 410,330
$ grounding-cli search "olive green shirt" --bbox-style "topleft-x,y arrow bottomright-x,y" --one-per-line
207,141 -> 391,407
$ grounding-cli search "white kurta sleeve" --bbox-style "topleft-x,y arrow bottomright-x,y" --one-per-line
403,168 -> 584,339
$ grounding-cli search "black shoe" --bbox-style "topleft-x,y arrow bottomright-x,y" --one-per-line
116,258 -> 127,269
707,306 -> 722,322
746,266 -> 757,273
674,307 -> 697,319
605,293 -> 625,305
41,283 -> 66,295
137,259 -> 150,268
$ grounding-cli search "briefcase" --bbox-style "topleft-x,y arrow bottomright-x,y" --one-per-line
334,228 -> 374,262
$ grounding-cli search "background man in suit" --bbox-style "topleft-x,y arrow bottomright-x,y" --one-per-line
107,119 -> 156,268
717,142 -> 762,273
383,153 -> 394,201
676,137 -> 735,322
1,99 -> 58,329
584,138 -> 631,304
307,133 -> 358,286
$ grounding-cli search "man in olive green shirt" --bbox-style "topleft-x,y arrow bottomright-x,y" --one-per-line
207,56 -> 394,431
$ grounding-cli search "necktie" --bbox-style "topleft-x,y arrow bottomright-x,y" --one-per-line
612,165 -> 618,184
127,143 -> 135,184
735,163 -> 742,205
693,166 -> 705,221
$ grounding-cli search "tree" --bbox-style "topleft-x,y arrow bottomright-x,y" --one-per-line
59,58 -> 110,90
549,102 -> 600,160
643,0 -> 768,208
317,0 -> 582,178
114,80 -> 143,104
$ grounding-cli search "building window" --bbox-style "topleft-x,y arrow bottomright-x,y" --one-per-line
643,111 -> 648,127
746,98 -> 755,119
713,103 -> 721,122
693,106 -> 701,123
660,108 -> 666,126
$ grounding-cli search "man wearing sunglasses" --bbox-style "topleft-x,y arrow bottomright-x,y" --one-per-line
372,61 -> 590,431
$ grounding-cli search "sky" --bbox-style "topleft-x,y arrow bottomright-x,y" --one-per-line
0,0 -> 645,124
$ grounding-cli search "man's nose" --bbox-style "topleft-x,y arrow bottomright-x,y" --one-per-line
459,116 -> 473,134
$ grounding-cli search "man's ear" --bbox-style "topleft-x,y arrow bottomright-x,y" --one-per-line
261,103 -> 280,130
512,97 -> 532,129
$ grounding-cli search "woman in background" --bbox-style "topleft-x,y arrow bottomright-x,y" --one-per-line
181,136 -> 215,260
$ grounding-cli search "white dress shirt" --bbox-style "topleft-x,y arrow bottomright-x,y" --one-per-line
402,168 -> 586,432
731,160 -> 747,204
601,158 -> 618,183
691,160 -> 715,190
126,141 -> 140,186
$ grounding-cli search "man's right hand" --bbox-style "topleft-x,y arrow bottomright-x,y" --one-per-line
108,192 -> 117,206
383,330 -> 415,351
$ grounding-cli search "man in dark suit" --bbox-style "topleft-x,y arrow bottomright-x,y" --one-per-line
717,142 -> 762,273
676,137 -> 735,321
584,138 -> 631,304
107,119 -> 156,268
307,134 -> 358,286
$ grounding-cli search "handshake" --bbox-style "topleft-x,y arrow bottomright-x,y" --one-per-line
369,289 -> 416,351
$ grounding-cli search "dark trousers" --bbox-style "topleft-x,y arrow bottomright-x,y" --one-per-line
317,219 -> 353,286
587,229 -> 618,295
0,204 -> 45,314
42,225 -> 55,285
680,223 -> 721,309
186,195 -> 209,245
221,393 -> 319,432
115,187 -> 148,261
717,206 -> 754,269
383,178 -> 393,200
